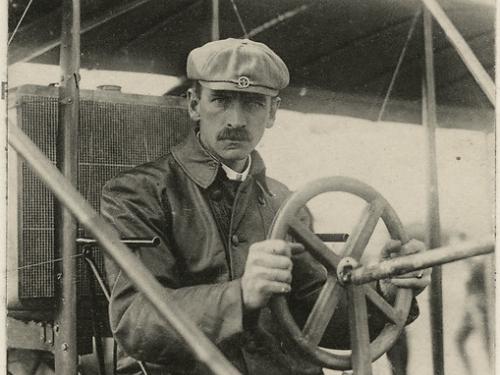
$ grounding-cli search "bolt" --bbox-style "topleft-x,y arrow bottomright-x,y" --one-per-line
61,343 -> 69,351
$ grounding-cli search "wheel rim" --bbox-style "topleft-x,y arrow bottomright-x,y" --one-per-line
269,176 -> 413,370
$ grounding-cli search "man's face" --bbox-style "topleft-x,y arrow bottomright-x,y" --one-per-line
188,86 -> 279,169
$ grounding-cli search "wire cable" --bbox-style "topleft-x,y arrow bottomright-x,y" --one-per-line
377,8 -> 422,122
8,0 -> 36,46
4,253 -> 84,276
229,0 -> 248,38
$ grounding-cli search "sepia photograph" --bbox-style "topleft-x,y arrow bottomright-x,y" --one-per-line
2,1 -> 495,375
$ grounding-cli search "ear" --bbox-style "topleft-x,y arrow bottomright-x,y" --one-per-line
266,96 -> 281,129
187,88 -> 201,122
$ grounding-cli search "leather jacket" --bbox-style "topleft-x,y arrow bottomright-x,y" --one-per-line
101,130 -> 398,375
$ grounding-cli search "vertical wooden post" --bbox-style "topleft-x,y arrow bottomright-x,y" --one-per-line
211,0 -> 220,41
346,286 -> 373,375
420,0 -> 495,105
422,9 -> 445,375
482,131 -> 495,361
54,0 -> 80,373
0,0 -> 8,370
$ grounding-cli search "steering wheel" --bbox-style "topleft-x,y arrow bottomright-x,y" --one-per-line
269,176 -> 413,372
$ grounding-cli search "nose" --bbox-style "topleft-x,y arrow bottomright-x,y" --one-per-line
226,100 -> 247,128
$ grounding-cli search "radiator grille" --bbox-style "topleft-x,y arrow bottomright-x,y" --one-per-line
16,87 -> 191,304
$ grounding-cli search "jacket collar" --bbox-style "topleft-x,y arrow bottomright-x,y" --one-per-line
172,129 -> 268,190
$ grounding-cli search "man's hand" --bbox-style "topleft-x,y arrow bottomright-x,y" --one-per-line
241,239 -> 298,311
378,239 -> 432,301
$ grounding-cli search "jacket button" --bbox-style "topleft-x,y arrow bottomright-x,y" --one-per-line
210,189 -> 222,201
245,338 -> 258,353
231,234 -> 240,246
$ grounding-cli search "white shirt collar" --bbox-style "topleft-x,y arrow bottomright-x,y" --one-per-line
196,131 -> 251,182
221,155 -> 252,182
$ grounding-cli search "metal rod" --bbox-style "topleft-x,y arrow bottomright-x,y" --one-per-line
422,9 -> 445,375
245,4 -> 310,39
7,0 -> 35,46
420,0 -> 495,105
54,0 -> 80,372
315,233 -> 349,242
83,255 -> 111,301
7,124 -> 241,375
377,8 -> 421,122
349,239 -> 494,285
211,0 -> 219,41
76,236 -> 161,247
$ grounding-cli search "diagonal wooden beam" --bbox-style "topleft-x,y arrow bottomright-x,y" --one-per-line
420,0 -> 495,105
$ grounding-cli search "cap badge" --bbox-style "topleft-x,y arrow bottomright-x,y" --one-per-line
237,76 -> 250,88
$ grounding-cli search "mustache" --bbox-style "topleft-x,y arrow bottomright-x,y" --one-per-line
217,128 -> 251,142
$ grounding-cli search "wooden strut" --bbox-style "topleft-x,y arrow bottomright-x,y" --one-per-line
54,0 -> 80,373
420,0 -> 495,105
8,124 -> 242,375
211,0 -> 219,41
422,8 -> 445,375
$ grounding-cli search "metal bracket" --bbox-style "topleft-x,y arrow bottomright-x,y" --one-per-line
336,257 -> 359,285
7,317 -> 55,352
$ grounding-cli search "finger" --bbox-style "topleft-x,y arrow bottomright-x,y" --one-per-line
401,239 -> 426,255
290,242 -> 305,255
389,276 -> 430,289
261,281 -> 292,295
381,239 -> 402,259
255,266 -> 292,284
261,240 -> 292,257
394,269 -> 425,279
253,254 -> 293,270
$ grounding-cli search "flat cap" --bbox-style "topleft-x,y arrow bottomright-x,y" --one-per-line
187,38 -> 289,96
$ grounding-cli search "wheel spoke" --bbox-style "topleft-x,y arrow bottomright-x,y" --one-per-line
346,285 -> 373,375
289,218 -> 341,270
342,199 -> 385,260
363,285 -> 403,326
302,275 -> 343,346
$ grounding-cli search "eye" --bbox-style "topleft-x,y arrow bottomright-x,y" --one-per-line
245,99 -> 265,108
212,96 -> 229,106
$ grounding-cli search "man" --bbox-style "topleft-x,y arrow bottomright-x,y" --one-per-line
101,38 -> 430,375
